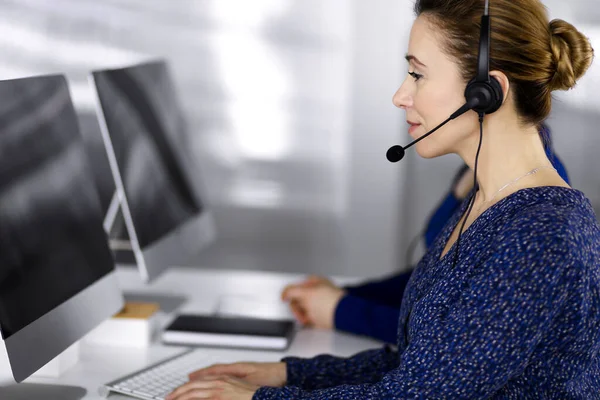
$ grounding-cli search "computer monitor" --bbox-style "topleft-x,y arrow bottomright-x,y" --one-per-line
89,59 -> 215,282
0,74 -> 124,384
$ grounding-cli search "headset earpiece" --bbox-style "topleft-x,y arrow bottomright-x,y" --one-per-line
464,76 -> 503,115
464,0 -> 503,117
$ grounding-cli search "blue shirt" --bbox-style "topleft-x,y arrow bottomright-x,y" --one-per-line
335,132 -> 571,344
255,186 -> 600,399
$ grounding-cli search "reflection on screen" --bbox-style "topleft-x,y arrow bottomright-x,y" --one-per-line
93,61 -> 202,248
0,76 -> 114,339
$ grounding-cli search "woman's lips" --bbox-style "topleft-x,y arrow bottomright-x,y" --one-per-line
408,123 -> 421,135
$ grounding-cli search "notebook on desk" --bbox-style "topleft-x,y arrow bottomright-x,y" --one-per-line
161,314 -> 296,351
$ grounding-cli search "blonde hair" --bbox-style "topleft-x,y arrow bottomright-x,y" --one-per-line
414,0 -> 594,126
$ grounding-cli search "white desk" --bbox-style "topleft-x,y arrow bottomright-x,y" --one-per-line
12,267 -> 383,400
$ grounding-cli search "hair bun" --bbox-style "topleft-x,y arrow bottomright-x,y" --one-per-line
549,19 -> 594,91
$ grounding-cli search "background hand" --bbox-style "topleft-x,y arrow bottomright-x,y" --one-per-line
281,275 -> 332,324
281,275 -> 345,329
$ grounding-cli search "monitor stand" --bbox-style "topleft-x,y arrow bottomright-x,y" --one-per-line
104,191 -> 137,265
0,381 -> 86,400
96,192 -> 186,346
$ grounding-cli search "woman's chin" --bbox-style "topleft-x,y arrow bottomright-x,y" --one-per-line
415,143 -> 443,159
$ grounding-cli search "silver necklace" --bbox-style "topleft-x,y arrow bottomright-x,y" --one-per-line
475,165 -> 557,213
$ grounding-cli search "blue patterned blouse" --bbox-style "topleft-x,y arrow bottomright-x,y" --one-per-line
254,186 -> 600,399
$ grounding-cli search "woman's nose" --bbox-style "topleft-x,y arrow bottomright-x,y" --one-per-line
392,80 -> 413,109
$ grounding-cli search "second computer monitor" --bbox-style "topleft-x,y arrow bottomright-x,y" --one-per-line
89,60 -> 215,282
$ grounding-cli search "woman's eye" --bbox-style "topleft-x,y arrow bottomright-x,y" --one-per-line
408,71 -> 423,81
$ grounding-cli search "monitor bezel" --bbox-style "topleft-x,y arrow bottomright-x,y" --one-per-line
88,60 -> 215,283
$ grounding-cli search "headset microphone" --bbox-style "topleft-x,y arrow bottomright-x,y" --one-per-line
386,97 -> 480,162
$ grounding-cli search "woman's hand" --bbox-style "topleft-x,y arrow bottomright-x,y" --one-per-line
166,375 -> 258,400
188,361 -> 286,387
166,362 -> 286,400
281,275 -> 346,329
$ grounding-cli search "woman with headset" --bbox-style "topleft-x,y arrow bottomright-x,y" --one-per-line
168,0 -> 599,398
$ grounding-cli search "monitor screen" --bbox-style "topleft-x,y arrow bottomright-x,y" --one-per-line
91,60 -> 203,249
0,75 -> 115,339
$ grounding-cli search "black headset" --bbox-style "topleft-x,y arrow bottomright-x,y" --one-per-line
465,0 -> 503,116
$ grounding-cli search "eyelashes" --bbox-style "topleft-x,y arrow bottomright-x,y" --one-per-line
408,71 -> 423,81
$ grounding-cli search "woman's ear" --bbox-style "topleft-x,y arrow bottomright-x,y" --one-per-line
490,70 -> 510,105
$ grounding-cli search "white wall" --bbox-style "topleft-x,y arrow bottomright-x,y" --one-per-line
342,0 -> 412,278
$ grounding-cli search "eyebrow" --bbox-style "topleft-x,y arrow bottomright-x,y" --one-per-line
405,54 -> 427,68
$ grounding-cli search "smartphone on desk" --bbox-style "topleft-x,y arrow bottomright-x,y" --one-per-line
161,314 -> 296,351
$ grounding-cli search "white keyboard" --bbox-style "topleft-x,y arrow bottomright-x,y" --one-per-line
99,349 -> 214,400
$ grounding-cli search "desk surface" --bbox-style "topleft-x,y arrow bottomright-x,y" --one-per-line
14,267 -> 382,400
